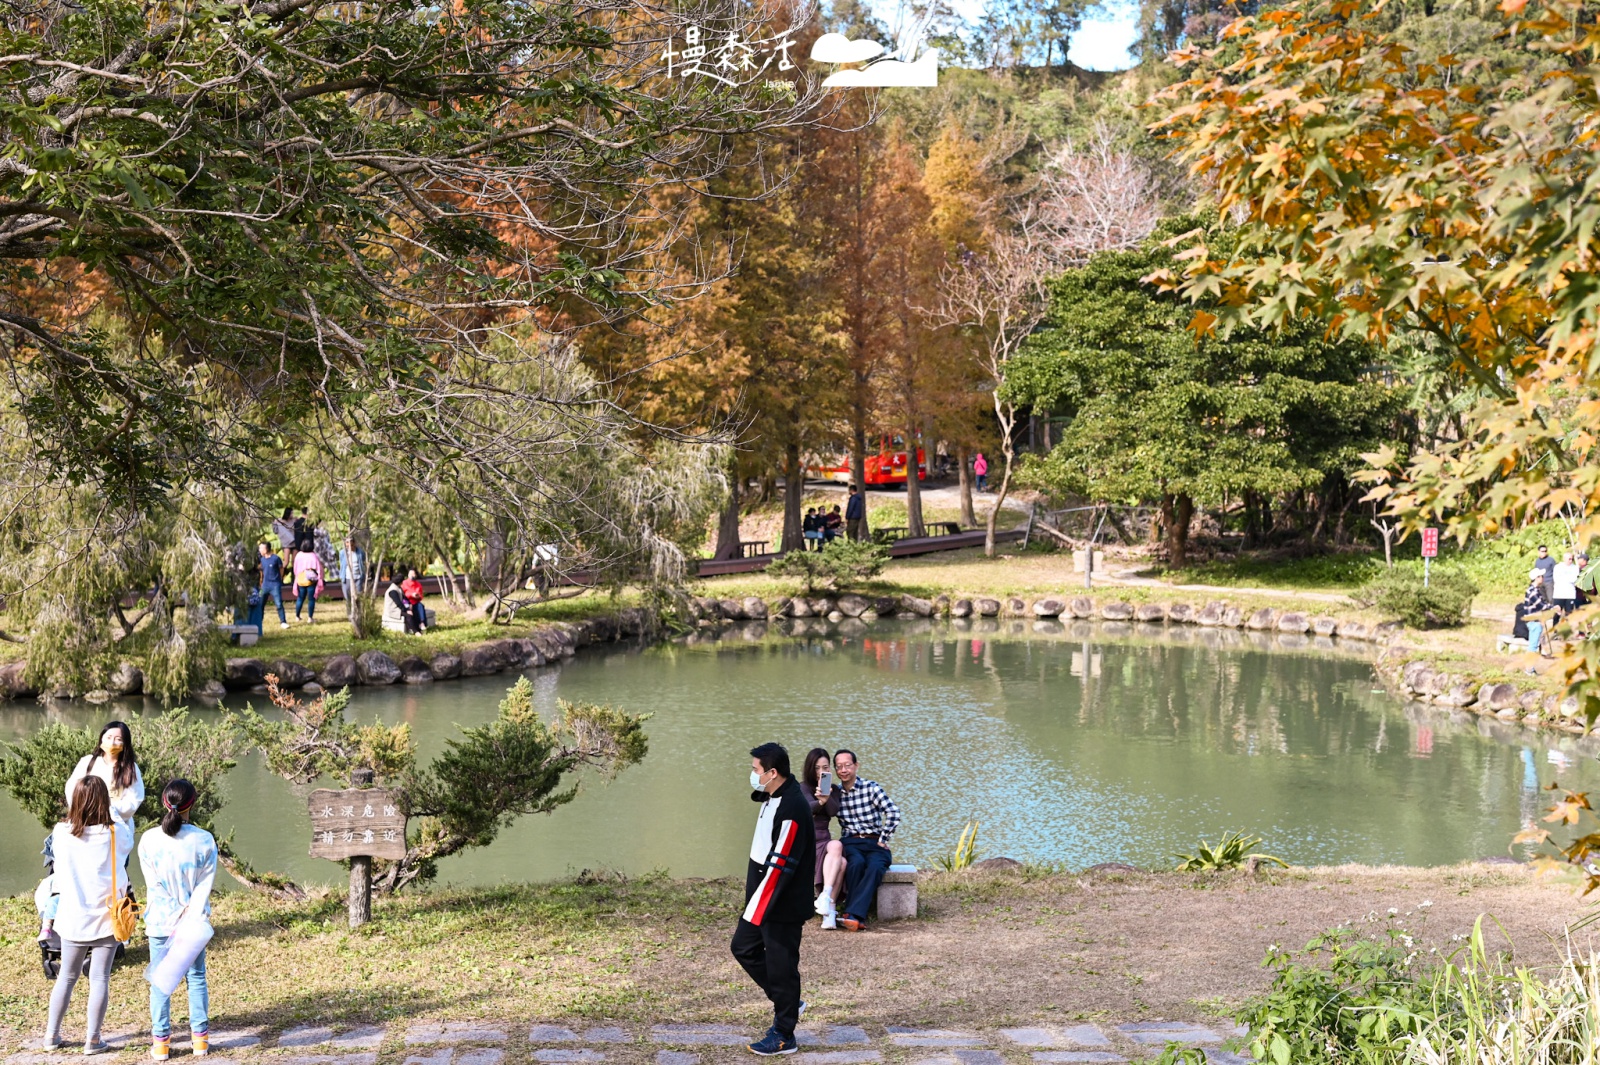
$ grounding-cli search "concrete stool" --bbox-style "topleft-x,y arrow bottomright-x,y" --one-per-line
876,864 -> 918,921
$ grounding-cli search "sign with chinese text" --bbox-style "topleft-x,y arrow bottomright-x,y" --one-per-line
308,788 -> 406,860
1421,527 -> 1439,559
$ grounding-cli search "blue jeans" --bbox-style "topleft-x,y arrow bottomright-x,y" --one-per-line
261,582 -> 285,624
1528,620 -> 1544,653
148,937 -> 208,1037
840,836 -> 892,922
295,584 -> 317,620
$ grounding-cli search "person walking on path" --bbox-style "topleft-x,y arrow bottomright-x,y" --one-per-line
66,722 -> 144,850
292,548 -> 325,623
258,543 -> 288,629
973,453 -> 988,493
139,779 -> 218,1061
832,749 -> 900,933
44,777 -> 133,1054
845,485 -> 866,542
802,749 -> 845,929
731,743 -> 815,1057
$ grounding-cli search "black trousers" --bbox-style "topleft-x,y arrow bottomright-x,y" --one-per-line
730,917 -> 804,1040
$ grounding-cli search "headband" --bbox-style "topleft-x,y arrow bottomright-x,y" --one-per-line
162,792 -> 196,813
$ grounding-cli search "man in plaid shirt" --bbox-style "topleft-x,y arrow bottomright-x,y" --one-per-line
831,749 -> 900,931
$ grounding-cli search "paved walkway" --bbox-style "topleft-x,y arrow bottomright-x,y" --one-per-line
7,1021 -> 1251,1065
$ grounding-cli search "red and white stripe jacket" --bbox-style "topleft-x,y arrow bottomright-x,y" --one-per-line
742,776 -> 817,926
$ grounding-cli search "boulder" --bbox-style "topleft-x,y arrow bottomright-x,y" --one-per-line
430,653 -> 463,680
271,659 -> 316,689
460,643 -> 505,677
617,607 -> 652,634
1339,621 -> 1371,641
1004,596 -> 1028,617
740,597 -> 768,620
694,596 -> 722,619
718,598 -> 745,621
190,679 -> 227,701
1100,601 -> 1134,621
1032,598 -> 1065,618
302,681 -> 324,695
900,594 -> 935,618
0,660 -> 35,699
223,658 -> 265,690
860,610 -> 880,623
1134,603 -> 1167,623
1276,612 -> 1311,634
809,597 -> 834,617
933,594 -> 951,617
1069,596 -> 1095,619
1196,603 -> 1224,626
108,661 -> 144,696
969,857 -> 1023,872
1519,689 -> 1545,710
1245,608 -> 1277,631
319,654 -> 359,689
1481,682 -> 1520,710
1168,603 -> 1194,624
1221,606 -> 1244,627
1311,616 -> 1338,637
950,598 -> 973,618
836,594 -> 871,618
396,656 -> 434,684
788,597 -> 813,619
356,650 -> 402,685
826,611 -> 845,623
1437,682 -> 1477,707
974,597 -> 1002,618
873,596 -> 900,617
768,597 -> 794,618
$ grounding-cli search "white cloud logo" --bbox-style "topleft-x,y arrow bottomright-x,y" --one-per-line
809,33 -> 886,65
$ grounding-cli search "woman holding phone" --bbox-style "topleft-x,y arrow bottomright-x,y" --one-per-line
802,748 -> 845,929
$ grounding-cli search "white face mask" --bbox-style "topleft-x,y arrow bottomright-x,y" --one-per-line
750,769 -> 767,791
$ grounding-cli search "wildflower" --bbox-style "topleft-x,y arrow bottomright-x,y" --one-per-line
1419,900 -> 1433,909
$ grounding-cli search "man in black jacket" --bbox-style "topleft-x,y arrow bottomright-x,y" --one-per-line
732,742 -> 816,1057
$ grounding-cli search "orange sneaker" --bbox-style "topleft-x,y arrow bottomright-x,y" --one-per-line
150,1037 -> 170,1061
192,1033 -> 210,1057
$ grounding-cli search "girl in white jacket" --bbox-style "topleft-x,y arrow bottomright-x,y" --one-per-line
139,779 -> 218,1061
65,721 -> 145,845
45,776 -> 133,1054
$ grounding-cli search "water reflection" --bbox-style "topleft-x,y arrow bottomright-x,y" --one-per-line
2,620 -> 1597,896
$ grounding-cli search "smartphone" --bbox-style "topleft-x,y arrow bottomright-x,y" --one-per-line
818,770 -> 831,794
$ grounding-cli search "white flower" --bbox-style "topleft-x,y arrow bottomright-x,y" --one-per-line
1419,900 -> 1433,908
1388,907 -> 1398,915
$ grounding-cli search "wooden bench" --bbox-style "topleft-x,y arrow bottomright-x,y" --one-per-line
876,864 -> 918,921
738,540 -> 770,558
874,523 -> 960,544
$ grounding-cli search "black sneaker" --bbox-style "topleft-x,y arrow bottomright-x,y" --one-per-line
748,1033 -> 797,1057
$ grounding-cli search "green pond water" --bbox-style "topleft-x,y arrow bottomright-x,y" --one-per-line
2,619 -> 1595,897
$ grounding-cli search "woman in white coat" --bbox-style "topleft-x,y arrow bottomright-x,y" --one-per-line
66,721 -> 145,845
45,776 -> 133,1053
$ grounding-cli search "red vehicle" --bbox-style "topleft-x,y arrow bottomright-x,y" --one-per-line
805,436 -> 928,486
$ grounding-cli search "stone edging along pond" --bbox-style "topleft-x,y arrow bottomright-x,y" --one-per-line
0,590 -> 1582,742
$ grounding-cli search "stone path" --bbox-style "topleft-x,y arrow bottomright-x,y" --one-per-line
6,1021 -> 1252,1065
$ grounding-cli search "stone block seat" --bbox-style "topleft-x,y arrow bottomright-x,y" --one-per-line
876,864 -> 918,921
382,607 -> 437,633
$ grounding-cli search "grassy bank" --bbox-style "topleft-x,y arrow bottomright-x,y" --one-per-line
2,865 -> 1592,1052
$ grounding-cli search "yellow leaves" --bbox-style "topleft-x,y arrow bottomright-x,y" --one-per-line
1545,793 -> 1591,826
1188,310 -> 1219,338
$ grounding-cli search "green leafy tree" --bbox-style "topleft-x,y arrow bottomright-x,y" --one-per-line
231,676 -> 648,893
1009,216 -> 1407,566
765,540 -> 888,594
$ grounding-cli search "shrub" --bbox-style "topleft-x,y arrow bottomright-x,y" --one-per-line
1352,565 -> 1478,628
764,540 -> 888,594
935,821 -> 979,871
1173,830 -> 1285,872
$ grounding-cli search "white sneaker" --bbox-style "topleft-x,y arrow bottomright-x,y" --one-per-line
280,622 -> 289,629
820,913 -> 837,930
814,893 -> 831,917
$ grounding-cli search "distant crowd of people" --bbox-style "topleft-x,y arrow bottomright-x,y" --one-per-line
1506,544 -> 1596,655
248,507 -> 433,635
37,722 -> 217,1058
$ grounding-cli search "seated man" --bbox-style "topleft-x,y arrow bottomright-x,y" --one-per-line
832,749 -> 900,932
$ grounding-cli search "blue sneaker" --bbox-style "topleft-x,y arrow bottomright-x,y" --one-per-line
748,1033 -> 797,1057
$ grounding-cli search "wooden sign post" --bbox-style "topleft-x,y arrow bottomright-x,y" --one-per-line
308,769 -> 405,929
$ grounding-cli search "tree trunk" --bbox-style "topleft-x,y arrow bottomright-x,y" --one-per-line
904,418 -> 925,538
1164,493 -> 1194,569
957,446 -> 977,527
984,402 -> 1017,558
781,443 -> 804,553
713,472 -> 743,561
851,416 -> 869,538
343,578 -> 363,637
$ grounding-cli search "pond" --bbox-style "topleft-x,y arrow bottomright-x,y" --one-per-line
2,619 -> 1595,898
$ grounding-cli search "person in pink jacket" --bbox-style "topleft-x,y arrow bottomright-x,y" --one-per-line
973,452 -> 989,492
292,548 -> 324,623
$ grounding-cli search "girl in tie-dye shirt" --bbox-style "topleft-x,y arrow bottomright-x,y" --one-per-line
137,779 -> 217,1061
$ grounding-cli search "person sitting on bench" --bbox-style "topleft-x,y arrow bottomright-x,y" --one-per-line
832,749 -> 900,932
383,579 -> 422,635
